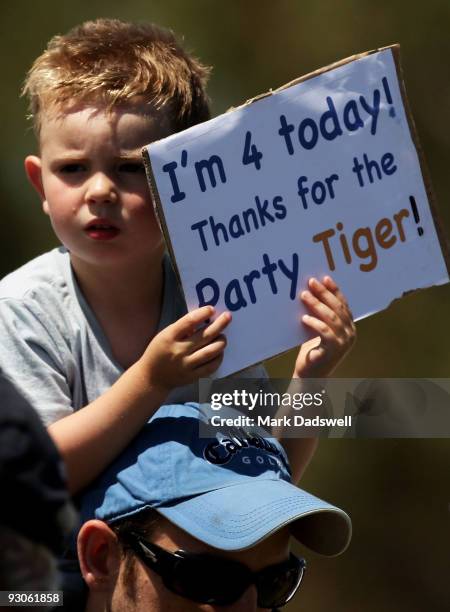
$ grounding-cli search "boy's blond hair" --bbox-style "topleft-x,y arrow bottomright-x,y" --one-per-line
22,18 -> 211,135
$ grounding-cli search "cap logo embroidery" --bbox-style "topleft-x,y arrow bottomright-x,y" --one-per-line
203,432 -> 282,466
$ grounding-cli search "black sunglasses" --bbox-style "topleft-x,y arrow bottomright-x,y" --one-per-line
121,531 -> 306,608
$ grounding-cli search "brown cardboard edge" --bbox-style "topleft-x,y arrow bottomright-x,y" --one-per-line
229,44 -> 399,110
389,47 -> 450,278
142,147 -> 187,302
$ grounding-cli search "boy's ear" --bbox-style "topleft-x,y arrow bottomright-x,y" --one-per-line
77,520 -> 122,592
24,155 -> 49,214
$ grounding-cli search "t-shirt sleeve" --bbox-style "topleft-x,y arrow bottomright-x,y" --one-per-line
0,298 -> 75,426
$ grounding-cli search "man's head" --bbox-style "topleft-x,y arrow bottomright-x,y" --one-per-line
79,403 -> 351,611
0,372 -> 76,610
79,508 -> 295,611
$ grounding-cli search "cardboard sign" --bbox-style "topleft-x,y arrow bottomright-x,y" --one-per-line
144,45 -> 449,377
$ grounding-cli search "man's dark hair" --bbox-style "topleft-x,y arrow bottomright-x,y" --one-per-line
110,508 -> 162,599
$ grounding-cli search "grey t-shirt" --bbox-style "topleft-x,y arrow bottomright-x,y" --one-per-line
0,247 -> 266,425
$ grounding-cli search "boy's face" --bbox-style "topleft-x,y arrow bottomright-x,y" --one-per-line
25,103 -> 172,274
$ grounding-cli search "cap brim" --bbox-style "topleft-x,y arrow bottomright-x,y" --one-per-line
157,478 -> 351,556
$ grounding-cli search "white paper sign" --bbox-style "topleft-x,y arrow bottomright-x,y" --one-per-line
145,47 -> 449,377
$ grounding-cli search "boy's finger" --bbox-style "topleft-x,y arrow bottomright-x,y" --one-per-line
322,276 -> 354,320
193,354 -> 225,378
188,336 -> 227,368
172,306 -> 216,339
301,314 -> 335,343
301,288 -> 348,335
322,275 -> 339,292
187,312 -> 231,349
307,278 -> 353,326
304,344 -> 327,365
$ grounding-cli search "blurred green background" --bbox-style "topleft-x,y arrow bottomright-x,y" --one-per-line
1,1 -> 449,610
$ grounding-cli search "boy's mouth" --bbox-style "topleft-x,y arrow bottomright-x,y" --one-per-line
84,219 -> 120,240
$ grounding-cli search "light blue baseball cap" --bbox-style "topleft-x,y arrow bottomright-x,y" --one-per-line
81,403 -> 351,556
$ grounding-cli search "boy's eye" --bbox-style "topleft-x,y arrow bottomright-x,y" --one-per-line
59,163 -> 86,174
118,162 -> 145,174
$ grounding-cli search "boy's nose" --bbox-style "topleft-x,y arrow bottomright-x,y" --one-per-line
85,172 -> 118,204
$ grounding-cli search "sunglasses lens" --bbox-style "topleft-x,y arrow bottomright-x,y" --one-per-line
131,533 -> 306,608
169,556 -> 249,605
256,555 -> 305,608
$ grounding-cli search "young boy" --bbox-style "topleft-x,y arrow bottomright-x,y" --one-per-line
0,19 -> 355,494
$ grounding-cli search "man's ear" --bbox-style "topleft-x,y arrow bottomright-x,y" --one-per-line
24,155 -> 49,214
77,520 -> 122,592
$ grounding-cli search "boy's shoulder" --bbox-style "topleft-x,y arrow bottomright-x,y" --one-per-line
0,247 -> 70,303
0,246 -> 79,353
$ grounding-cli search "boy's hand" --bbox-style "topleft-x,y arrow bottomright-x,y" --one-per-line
141,306 -> 231,393
294,276 -> 356,378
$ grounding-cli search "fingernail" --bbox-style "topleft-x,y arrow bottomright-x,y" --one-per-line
311,278 -> 323,290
